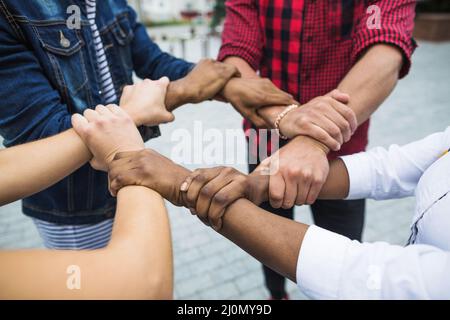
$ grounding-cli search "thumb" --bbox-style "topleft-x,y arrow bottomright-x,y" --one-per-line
160,111 -> 175,124
157,76 -> 170,89
71,114 -> 89,139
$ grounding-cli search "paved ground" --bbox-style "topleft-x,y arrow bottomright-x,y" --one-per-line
0,31 -> 449,299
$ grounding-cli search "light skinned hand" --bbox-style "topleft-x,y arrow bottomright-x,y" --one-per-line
278,89 -> 356,151
71,105 -> 145,171
259,135 -> 330,209
120,77 -> 174,127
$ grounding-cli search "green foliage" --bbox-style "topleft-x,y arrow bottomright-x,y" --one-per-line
143,19 -> 190,28
210,0 -> 226,29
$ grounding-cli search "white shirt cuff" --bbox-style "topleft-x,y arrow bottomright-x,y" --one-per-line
340,152 -> 373,200
296,225 -> 351,299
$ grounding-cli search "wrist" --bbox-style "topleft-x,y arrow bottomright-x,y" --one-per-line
294,135 -> 330,155
248,171 -> 269,205
275,104 -> 300,139
121,105 -> 143,127
220,77 -> 238,103
258,106 -> 286,129
165,80 -> 188,111
106,146 -> 145,171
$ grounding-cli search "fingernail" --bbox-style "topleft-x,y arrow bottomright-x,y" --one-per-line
180,182 -> 188,192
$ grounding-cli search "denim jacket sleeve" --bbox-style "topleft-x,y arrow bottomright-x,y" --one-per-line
0,15 -> 72,147
126,4 -> 195,81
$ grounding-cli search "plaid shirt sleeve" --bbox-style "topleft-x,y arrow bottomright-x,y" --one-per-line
217,0 -> 263,71
352,0 -> 417,78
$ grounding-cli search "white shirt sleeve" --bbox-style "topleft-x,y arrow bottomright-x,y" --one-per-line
297,226 -> 450,299
341,127 -> 450,200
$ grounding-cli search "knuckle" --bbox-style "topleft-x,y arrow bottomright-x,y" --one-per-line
213,192 -> 228,205
296,117 -> 307,128
115,174 -> 124,184
195,173 -> 207,183
96,117 -> 107,126
342,121 -> 351,132
200,185 -> 213,198
302,170 -> 312,180
330,127 -> 341,137
345,109 -> 355,121
316,101 -> 329,109
287,166 -> 302,177
270,189 -> 283,202
313,176 -> 324,186
223,166 -> 235,175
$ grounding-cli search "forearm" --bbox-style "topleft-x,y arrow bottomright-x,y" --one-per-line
0,186 -> 172,299
258,46 -> 403,155
0,105 -> 152,206
218,198 -> 308,282
108,186 -> 173,299
0,129 -> 91,206
223,56 -> 283,127
165,79 -> 188,112
150,160 -> 308,283
223,56 -> 259,78
338,44 -> 403,125
318,158 -> 350,200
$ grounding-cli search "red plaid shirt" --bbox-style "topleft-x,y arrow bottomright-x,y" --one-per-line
218,0 -> 417,159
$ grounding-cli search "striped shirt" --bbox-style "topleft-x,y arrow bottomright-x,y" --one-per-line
33,218 -> 114,249
86,0 -> 117,104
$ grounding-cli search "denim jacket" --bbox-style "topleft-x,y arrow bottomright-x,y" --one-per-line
0,0 -> 193,224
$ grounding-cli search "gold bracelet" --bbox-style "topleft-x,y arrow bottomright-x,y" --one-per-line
274,104 -> 300,140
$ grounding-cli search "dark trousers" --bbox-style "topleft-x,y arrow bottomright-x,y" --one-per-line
248,163 -> 365,299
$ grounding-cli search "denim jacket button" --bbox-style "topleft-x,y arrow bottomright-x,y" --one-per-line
59,31 -> 71,48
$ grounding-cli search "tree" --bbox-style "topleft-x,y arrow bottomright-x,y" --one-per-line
210,0 -> 226,32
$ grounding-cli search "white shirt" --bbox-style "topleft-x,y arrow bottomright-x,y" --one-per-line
297,127 -> 450,299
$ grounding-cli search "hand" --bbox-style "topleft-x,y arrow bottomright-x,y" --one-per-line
260,135 -> 329,208
72,105 -> 145,171
278,90 -> 357,151
221,77 -> 296,128
120,77 -> 174,127
179,167 -> 269,230
108,149 -> 189,206
166,59 -> 240,110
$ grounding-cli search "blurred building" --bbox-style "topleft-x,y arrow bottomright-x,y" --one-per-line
129,0 -> 214,22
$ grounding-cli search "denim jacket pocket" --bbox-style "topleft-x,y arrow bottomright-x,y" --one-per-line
103,13 -> 134,84
32,23 -> 91,111
112,14 -> 134,46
